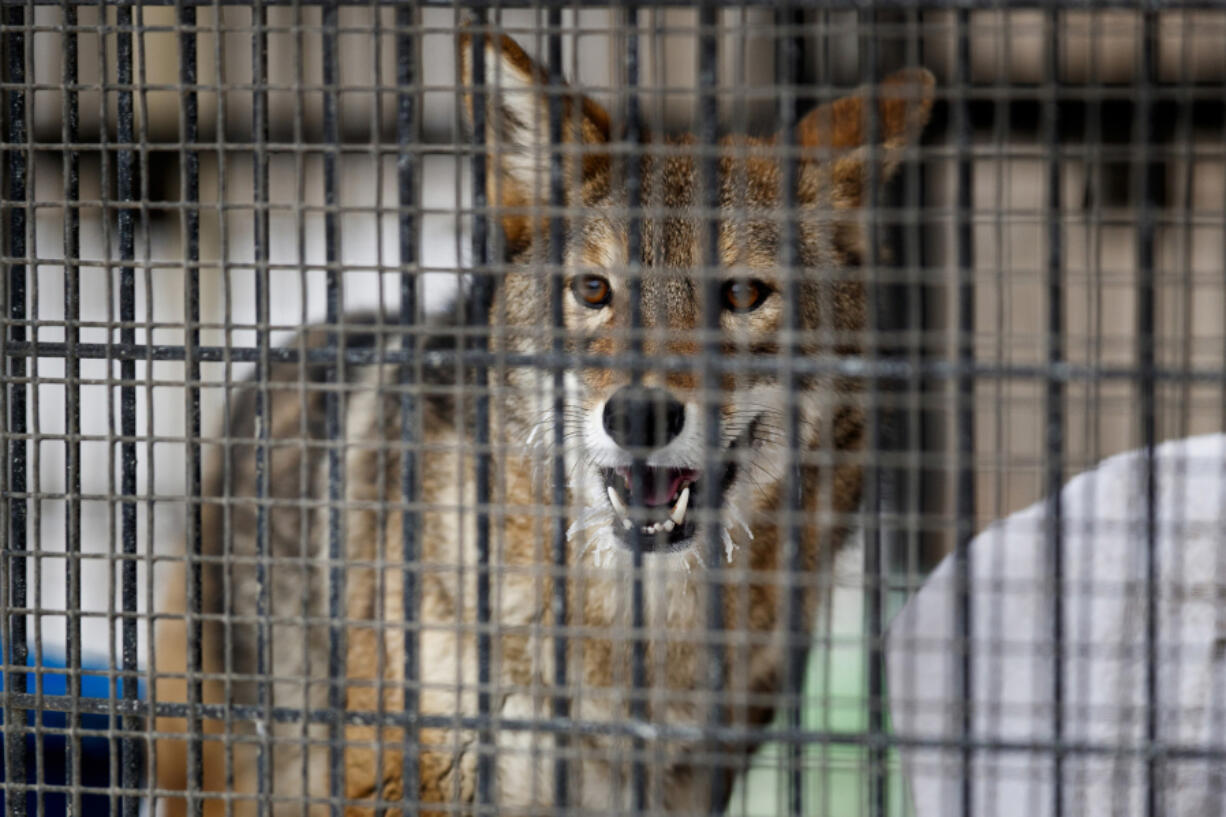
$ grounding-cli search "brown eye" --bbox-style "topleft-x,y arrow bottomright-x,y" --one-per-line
721,279 -> 770,313
573,274 -> 612,308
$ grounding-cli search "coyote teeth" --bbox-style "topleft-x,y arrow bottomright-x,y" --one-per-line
607,485 -> 629,518
610,481 -> 690,537
670,486 -> 690,526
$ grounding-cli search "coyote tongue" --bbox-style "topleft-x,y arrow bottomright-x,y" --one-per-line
616,466 -> 697,508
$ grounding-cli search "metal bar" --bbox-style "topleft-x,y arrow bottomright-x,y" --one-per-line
1,90 -> 1224,147
289,0 -> 310,805
8,0 -> 1226,9
0,123 -> 1218,161
1136,12 -> 1160,817
176,2 -> 204,815
2,705 -> 1226,778
321,2 -> 346,815
1218,42 -> 1226,815
19,11 -> 38,812
249,0 -> 273,809
695,4 -> 727,813
2,3 -> 29,814
953,9 -> 976,817
58,2 -> 82,813
774,7 -> 805,817
467,14 -> 495,817
1217,57 -> 1226,817
114,4 -> 140,815
134,7 -> 156,808
621,4 -> 648,813
815,10 -> 835,816
896,18 -> 933,817
16,339 -> 1226,385
204,3 -> 237,798
395,3 -> 420,815
857,11 -> 890,817
544,8 -> 571,815
13,687 -> 1223,760
93,5 -> 116,810
904,0 -> 929,598
368,8 -> 390,814
1042,11 -> 1065,817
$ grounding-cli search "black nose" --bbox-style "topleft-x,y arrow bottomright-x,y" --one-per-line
602,387 -> 686,452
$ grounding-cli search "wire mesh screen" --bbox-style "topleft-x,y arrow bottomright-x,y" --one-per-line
2,3 -> 1226,817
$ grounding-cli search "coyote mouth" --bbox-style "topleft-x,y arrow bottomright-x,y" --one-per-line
599,417 -> 758,553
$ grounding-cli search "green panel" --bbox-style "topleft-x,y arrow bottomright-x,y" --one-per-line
727,554 -> 913,817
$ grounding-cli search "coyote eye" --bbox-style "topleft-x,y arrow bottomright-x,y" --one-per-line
720,279 -> 770,313
573,274 -> 612,308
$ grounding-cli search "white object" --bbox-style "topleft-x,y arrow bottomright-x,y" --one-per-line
888,433 -> 1226,817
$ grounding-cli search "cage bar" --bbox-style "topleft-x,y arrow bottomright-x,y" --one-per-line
621,6 -> 650,812
1136,12 -> 1159,817
320,2 -> 347,813
175,3 -> 205,816
3,5 -> 29,814
57,3 -> 82,814
247,0 -> 272,808
952,8 -> 975,817
113,4 -> 141,813
544,8 -> 571,815
395,2 -> 421,815
467,12 -> 496,816
0,687 -> 1221,760
11,341 -> 1226,385
1042,9 -> 1065,817
773,8 -> 805,817
6,0 -> 1226,7
695,3 -> 728,812
857,11 -> 889,817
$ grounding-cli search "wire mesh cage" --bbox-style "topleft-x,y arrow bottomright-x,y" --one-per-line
2,2 -> 1226,817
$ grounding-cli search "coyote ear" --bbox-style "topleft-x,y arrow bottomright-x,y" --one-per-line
459,32 -> 611,253
795,67 -> 935,207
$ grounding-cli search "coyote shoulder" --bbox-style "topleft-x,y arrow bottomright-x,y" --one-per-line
153,31 -> 933,817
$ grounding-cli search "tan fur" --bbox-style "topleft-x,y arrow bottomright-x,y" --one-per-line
152,33 -> 932,817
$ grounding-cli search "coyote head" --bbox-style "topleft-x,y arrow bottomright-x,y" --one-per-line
461,33 -> 933,561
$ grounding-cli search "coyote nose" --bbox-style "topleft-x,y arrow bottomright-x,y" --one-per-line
602,387 -> 686,452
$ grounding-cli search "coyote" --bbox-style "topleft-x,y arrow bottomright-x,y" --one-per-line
152,31 -> 933,817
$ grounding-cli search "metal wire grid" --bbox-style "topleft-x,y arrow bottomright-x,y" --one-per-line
0,3 -> 1224,817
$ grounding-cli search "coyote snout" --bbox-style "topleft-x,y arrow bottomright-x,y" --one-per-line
589,385 -> 702,550
584,381 -> 783,556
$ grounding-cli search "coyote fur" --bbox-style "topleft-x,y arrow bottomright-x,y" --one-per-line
152,31 -> 933,817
